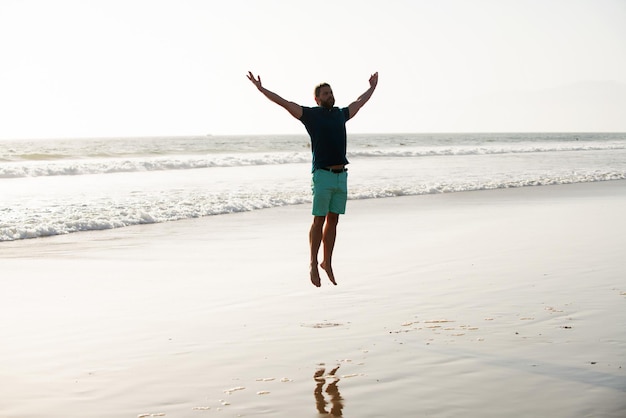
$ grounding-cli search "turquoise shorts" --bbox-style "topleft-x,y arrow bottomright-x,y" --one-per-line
311,169 -> 348,216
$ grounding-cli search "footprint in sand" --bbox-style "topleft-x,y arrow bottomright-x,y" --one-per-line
223,386 -> 246,394
301,321 -> 345,329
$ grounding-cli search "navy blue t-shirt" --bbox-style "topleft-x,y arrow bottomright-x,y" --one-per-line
300,106 -> 351,171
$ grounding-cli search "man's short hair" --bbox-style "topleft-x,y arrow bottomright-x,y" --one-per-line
314,83 -> 331,98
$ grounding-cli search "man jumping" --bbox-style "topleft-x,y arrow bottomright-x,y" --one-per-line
247,71 -> 378,287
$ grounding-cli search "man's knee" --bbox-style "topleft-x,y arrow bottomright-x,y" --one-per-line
312,215 -> 326,228
326,212 -> 340,225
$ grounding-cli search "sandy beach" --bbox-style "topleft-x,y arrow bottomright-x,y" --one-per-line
1,180 -> 625,418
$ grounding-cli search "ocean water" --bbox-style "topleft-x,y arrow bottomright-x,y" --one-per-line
1,132 -> 625,241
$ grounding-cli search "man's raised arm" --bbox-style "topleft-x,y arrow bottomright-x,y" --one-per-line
348,72 -> 378,119
247,71 -> 303,120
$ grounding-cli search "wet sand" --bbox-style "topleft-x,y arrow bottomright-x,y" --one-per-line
1,181 -> 625,417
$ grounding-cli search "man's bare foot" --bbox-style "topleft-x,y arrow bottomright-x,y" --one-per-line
320,261 -> 337,285
310,263 -> 321,287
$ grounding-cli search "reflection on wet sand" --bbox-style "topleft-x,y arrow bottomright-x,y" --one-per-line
314,365 -> 344,416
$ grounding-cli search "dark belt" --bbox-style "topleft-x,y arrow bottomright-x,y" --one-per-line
319,167 -> 348,173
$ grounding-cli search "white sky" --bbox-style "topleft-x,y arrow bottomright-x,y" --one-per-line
1,0 -> 625,139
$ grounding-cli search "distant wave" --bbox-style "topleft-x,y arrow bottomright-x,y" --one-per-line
2,142 -> 625,179
0,152 -> 311,178
350,142 -> 626,158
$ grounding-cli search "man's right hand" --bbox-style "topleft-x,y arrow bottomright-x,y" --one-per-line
247,71 -> 303,120
247,71 -> 263,90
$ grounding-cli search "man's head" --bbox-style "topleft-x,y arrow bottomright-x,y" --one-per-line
314,83 -> 335,109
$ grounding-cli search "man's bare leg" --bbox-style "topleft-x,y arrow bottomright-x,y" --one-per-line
320,212 -> 339,285
309,216 -> 325,287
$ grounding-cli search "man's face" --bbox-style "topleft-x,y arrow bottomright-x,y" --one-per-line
316,86 -> 335,109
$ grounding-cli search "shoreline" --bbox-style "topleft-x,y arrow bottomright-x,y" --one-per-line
1,180 -> 625,417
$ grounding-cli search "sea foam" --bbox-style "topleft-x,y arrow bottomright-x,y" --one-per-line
1,133 -> 625,241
